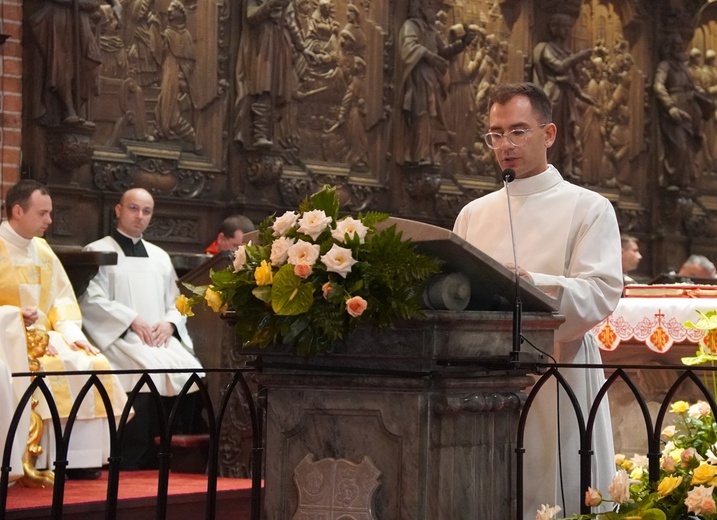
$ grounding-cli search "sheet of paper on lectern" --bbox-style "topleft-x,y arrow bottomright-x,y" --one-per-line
379,217 -> 561,313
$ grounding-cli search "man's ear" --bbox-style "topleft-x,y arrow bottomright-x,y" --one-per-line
544,122 -> 557,149
114,203 -> 121,218
10,204 -> 22,221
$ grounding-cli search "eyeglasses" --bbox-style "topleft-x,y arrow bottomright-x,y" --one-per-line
482,124 -> 548,149
122,204 -> 153,216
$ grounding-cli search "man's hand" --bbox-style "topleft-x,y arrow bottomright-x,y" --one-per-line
22,307 -> 38,327
130,315 -> 154,346
504,263 -> 534,283
151,322 -> 175,347
70,340 -> 100,355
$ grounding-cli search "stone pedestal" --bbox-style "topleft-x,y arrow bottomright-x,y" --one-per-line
253,310 -> 562,520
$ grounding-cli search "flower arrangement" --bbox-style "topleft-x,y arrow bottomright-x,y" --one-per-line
538,400 -> 717,520
176,185 -> 441,356
683,310 -> 717,398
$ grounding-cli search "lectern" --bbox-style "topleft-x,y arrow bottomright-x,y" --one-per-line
251,219 -> 562,519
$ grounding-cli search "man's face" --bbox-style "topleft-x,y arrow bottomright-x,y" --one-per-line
115,189 -> 154,238
217,230 -> 244,251
488,95 -> 555,179
621,240 -> 641,273
11,190 -> 53,239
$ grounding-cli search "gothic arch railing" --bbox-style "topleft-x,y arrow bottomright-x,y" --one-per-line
517,362 -> 717,519
0,367 -> 262,520
5,363 -> 717,520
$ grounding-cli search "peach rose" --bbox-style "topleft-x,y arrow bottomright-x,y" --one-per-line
584,487 -> 602,507
345,296 -> 367,317
294,263 -> 313,279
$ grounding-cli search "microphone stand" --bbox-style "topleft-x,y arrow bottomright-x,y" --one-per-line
502,169 -> 522,365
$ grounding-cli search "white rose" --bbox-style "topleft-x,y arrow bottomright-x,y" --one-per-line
331,217 -> 369,244
270,236 -> 295,266
272,211 -> 299,236
233,244 -> 247,272
287,239 -> 321,266
297,210 -> 333,240
535,504 -> 561,520
321,244 -> 358,278
608,469 -> 631,504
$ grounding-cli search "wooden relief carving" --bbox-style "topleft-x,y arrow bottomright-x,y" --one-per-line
83,0 -> 230,196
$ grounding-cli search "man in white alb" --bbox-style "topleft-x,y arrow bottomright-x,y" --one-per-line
80,188 -> 203,469
0,180 -> 127,481
453,82 -> 623,517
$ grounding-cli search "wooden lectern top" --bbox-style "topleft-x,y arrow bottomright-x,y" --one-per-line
378,217 -> 561,313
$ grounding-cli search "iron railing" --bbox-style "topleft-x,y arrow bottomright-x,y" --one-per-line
0,367 -> 262,520
3,362 -> 716,520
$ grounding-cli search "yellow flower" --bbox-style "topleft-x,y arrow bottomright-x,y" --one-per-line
629,466 -> 643,480
175,294 -> 194,317
254,260 -> 274,286
657,476 -> 683,497
692,463 -> 717,485
204,287 -> 226,313
671,401 -> 690,414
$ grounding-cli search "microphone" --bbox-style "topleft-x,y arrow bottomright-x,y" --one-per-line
502,168 -> 522,364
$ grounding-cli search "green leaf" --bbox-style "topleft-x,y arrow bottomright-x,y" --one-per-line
271,264 -> 314,316
309,185 -> 340,221
252,285 -> 272,303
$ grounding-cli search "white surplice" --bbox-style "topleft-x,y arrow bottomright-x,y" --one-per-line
0,221 -> 127,473
453,165 -> 623,517
80,235 -> 203,396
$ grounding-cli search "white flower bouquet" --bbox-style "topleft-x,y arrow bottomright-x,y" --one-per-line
177,185 -> 441,356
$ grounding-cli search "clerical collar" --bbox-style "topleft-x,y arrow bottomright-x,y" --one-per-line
0,220 -> 33,249
509,165 -> 563,197
111,228 -> 149,257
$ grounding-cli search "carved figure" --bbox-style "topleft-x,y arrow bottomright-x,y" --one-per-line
445,24 -> 483,153
124,0 -> 162,87
688,48 -> 706,91
339,4 -> 367,63
393,0 -> 474,166
98,4 -> 127,78
306,0 -> 340,69
578,55 -> 607,185
324,56 -> 369,169
702,49 -> 717,170
654,33 -> 708,190
28,0 -> 121,126
155,0 -> 199,150
532,13 -> 594,179
234,0 -> 316,148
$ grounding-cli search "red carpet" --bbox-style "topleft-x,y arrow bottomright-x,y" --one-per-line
4,471 -> 253,519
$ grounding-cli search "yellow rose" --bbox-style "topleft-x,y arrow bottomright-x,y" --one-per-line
629,466 -> 643,480
670,401 -> 690,414
692,463 -> 717,485
175,294 -> 194,317
204,287 -> 225,313
254,260 -> 274,286
657,476 -> 683,497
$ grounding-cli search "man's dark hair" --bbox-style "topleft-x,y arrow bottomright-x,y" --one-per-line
5,180 -> 50,219
489,82 -> 553,124
219,214 -> 255,236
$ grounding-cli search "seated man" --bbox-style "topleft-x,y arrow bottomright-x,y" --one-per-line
204,214 -> 255,255
621,234 -> 642,285
79,188 -> 204,470
0,180 -> 127,481
678,254 -> 717,280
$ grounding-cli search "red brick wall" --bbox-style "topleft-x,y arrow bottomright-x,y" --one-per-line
1,0 -> 23,196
